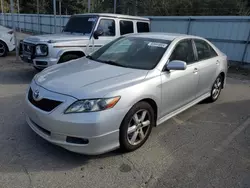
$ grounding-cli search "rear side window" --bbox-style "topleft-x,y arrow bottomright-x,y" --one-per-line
120,20 -> 134,35
194,39 -> 218,61
137,22 -> 150,33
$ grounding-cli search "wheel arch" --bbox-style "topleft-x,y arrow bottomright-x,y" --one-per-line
58,50 -> 86,63
138,98 -> 158,124
219,71 -> 225,89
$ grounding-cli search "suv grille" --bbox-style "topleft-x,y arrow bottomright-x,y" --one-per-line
22,42 -> 35,55
28,88 -> 62,112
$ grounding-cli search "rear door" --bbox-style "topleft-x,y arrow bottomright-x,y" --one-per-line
193,39 -> 219,98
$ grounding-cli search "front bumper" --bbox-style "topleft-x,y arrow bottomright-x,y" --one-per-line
20,55 -> 59,68
19,41 -> 59,68
25,85 -> 129,155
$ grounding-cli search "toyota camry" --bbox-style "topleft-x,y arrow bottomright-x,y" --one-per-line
25,33 -> 228,155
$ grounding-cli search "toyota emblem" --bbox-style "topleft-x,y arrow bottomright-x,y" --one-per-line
33,89 -> 40,101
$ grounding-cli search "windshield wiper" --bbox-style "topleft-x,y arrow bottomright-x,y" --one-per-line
86,55 -> 94,60
101,60 -> 126,68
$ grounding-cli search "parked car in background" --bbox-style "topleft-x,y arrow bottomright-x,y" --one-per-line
19,13 -> 150,70
0,25 -> 15,57
25,32 -> 228,155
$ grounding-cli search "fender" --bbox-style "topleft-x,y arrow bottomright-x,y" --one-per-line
56,46 -> 87,59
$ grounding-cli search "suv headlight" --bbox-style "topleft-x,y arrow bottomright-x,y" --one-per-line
65,97 -> 120,114
35,44 -> 48,56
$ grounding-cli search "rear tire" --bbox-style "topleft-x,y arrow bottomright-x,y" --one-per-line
120,102 -> 155,152
207,75 -> 223,102
0,41 -> 8,57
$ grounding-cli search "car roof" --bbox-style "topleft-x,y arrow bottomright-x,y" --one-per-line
126,32 -> 202,41
73,13 -> 150,21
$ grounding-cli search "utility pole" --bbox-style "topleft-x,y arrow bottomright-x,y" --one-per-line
37,0 -> 40,33
53,0 -> 56,33
17,0 -> 20,31
59,0 -> 62,31
114,0 -> 117,13
10,0 -> 18,61
1,0 -> 5,25
88,0 -> 91,13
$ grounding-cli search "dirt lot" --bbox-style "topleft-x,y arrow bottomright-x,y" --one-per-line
0,55 -> 250,188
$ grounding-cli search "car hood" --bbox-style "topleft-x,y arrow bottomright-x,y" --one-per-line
34,58 -> 149,99
24,33 -> 90,43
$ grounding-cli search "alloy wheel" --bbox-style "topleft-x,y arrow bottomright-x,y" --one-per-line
127,109 -> 151,146
212,76 -> 222,100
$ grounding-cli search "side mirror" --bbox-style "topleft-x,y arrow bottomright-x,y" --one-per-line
166,60 -> 187,71
93,29 -> 104,39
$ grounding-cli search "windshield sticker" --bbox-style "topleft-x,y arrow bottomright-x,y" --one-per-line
88,18 -> 96,22
148,42 -> 168,48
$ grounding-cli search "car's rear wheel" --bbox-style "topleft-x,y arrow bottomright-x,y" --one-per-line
120,102 -> 155,152
0,41 -> 8,57
208,75 -> 223,102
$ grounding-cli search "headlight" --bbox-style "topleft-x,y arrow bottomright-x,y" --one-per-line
35,44 -> 48,56
65,96 -> 120,114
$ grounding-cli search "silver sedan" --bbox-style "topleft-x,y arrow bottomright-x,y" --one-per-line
25,33 -> 228,155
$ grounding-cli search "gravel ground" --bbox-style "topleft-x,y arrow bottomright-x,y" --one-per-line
0,56 -> 250,188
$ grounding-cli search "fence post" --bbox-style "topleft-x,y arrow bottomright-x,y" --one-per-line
50,16 -> 52,34
241,20 -> 250,64
39,14 -> 41,34
31,15 -> 34,33
24,14 -> 26,32
186,17 -> 192,34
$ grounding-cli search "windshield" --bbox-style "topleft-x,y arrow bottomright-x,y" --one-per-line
63,16 -> 97,35
89,37 -> 171,70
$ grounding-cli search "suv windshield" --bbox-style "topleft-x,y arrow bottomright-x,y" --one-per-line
89,37 -> 171,70
63,16 -> 97,35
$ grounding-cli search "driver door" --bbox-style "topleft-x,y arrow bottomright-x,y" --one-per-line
160,39 -> 199,117
88,18 -> 117,54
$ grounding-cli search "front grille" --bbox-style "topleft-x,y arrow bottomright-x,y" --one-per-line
28,88 -> 62,112
23,42 -> 35,55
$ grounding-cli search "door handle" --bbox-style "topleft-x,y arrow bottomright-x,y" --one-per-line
193,68 -> 198,73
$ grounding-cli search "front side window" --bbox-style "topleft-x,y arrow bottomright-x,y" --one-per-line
120,20 -> 134,35
137,22 -> 150,33
89,37 -> 171,70
97,19 -> 116,36
63,16 -> 97,35
194,39 -> 218,61
169,40 -> 195,64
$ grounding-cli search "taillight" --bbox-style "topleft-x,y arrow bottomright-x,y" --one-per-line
8,30 -> 13,35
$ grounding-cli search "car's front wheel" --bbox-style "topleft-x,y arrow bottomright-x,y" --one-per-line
120,101 -> 155,152
0,40 -> 8,57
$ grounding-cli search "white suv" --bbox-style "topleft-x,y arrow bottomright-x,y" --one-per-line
0,25 -> 15,57
19,13 -> 150,70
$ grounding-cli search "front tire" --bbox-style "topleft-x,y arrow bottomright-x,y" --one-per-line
120,101 -> 155,152
0,41 -> 8,57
